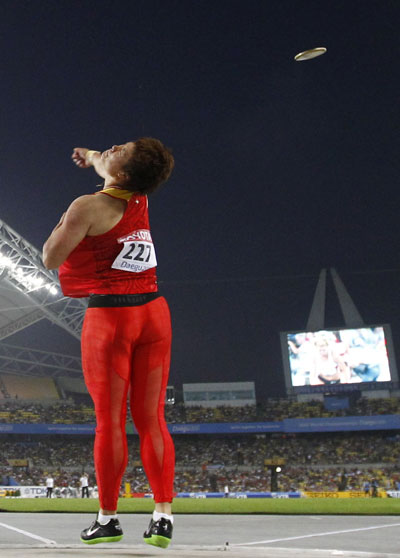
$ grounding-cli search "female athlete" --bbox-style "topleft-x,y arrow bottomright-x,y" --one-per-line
43,138 -> 175,548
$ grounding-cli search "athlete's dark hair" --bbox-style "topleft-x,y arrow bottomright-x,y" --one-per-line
123,137 -> 174,194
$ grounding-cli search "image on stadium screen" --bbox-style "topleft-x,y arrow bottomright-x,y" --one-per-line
287,327 -> 392,387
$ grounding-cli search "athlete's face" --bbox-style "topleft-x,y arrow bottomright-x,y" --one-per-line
101,142 -> 135,178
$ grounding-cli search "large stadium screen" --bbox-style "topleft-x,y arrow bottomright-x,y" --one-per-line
280,325 -> 398,390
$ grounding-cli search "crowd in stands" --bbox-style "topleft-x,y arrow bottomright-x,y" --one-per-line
1,432 -> 400,493
3,432 -> 399,470
0,401 -> 94,424
1,396 -> 400,424
2,393 -> 400,495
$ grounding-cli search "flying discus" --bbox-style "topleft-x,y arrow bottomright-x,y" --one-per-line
294,47 -> 327,61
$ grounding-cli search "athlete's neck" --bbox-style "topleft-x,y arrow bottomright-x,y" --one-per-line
97,186 -> 135,201
102,184 -> 125,190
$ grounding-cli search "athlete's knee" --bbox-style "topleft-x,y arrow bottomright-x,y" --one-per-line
131,409 -> 159,432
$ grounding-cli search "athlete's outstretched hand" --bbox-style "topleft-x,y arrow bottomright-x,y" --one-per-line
72,147 -> 91,168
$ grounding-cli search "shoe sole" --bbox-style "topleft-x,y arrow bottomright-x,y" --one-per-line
144,534 -> 171,548
81,535 -> 123,545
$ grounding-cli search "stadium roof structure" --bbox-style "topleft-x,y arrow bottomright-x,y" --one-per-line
0,342 -> 82,378
0,217 -> 85,376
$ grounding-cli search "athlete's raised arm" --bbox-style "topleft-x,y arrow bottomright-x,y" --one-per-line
42,196 -> 94,269
72,147 -> 107,179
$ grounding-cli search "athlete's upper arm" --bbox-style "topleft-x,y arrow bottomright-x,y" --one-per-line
42,196 -> 94,269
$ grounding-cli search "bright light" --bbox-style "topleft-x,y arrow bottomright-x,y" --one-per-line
0,255 -> 12,267
0,252 -> 59,295
32,276 -> 44,287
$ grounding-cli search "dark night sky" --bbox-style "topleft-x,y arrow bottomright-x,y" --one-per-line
1,0 -> 399,399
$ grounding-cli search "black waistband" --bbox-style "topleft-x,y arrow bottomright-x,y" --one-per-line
88,292 -> 160,308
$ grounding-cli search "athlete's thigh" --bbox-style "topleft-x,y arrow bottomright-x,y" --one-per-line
81,307 -> 133,391
129,300 -> 172,408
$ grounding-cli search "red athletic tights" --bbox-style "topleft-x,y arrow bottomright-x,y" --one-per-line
81,296 -> 175,510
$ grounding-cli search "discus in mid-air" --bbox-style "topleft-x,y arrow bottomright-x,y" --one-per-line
294,47 -> 327,61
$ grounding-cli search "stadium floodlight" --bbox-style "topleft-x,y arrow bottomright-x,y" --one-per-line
0,252 -> 59,295
0,217 -> 86,340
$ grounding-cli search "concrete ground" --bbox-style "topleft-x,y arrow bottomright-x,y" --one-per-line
0,513 -> 399,558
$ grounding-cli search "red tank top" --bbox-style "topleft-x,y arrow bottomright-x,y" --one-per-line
58,190 -> 158,297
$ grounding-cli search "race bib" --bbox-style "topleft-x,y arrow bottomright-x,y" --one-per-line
111,229 -> 157,273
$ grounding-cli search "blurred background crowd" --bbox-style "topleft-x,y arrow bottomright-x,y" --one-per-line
1,431 -> 399,494
1,396 -> 400,424
1,388 -> 400,496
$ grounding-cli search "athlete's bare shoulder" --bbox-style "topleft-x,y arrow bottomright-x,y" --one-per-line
68,194 -> 95,211
68,192 -> 122,213
63,195 -> 95,223
85,192 -> 127,236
